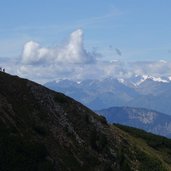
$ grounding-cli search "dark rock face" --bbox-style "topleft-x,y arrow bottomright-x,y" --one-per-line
0,73 -> 121,170
0,72 -> 170,171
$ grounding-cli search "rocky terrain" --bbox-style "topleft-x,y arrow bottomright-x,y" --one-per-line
0,72 -> 171,170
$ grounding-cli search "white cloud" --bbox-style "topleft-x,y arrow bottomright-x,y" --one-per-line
128,61 -> 171,77
1,29 -> 171,84
16,59 -> 128,83
3,57 -> 171,84
21,29 -> 96,65
22,41 -> 49,64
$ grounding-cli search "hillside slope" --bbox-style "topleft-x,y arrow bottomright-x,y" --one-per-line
114,123 -> 171,170
0,72 -> 170,171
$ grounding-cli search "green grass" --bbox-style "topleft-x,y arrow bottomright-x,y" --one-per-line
114,124 -> 171,170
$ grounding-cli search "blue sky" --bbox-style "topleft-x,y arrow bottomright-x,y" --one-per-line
0,0 -> 171,61
1,0 -> 171,83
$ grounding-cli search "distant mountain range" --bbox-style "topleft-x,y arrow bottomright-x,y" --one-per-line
44,75 -> 171,114
45,78 -> 138,109
97,106 -> 171,138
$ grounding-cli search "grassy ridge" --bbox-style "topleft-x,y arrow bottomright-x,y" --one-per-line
114,123 -> 171,170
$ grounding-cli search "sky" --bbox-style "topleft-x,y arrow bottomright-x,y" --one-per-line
1,0 -> 171,83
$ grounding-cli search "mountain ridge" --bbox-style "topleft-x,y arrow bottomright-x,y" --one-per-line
44,76 -> 171,114
0,72 -> 171,170
97,106 -> 171,138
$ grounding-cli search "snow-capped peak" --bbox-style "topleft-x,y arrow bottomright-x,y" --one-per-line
76,81 -> 81,84
150,76 -> 169,83
124,75 -> 170,87
137,75 -> 169,85
130,75 -> 149,86
55,79 -> 64,83
117,78 -> 125,84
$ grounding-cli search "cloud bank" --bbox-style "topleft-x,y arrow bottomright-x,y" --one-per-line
1,29 -> 171,83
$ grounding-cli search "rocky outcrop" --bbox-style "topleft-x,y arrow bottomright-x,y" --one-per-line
0,72 -> 170,171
